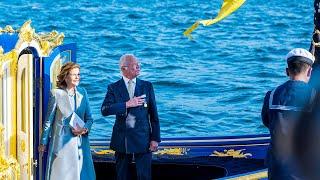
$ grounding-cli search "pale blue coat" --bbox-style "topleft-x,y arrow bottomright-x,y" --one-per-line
40,87 -> 96,180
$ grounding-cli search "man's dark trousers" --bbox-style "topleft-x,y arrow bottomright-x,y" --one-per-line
115,152 -> 152,180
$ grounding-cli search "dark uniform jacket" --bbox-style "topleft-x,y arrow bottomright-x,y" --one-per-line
101,78 -> 161,153
261,80 -> 315,180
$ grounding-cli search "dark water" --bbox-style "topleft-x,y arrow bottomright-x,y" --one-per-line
0,0 -> 314,138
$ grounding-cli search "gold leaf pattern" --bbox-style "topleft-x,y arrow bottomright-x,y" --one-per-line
211,149 -> 252,158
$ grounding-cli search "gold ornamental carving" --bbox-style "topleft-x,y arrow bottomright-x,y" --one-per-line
154,147 -> 189,156
19,20 -> 34,43
211,149 -> 252,158
0,49 -> 18,77
93,149 -> 115,155
0,124 -> 20,180
0,20 -> 65,78
37,30 -> 65,55
3,20 -> 65,56
7,51 -> 18,77
0,25 -> 16,33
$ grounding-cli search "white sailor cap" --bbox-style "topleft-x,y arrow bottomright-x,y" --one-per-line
286,48 -> 315,66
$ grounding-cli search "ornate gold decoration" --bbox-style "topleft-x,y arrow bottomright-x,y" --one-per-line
0,124 -> 20,180
153,147 -> 189,156
0,25 -> 16,34
0,20 -> 65,78
0,50 -> 18,78
0,20 -> 65,57
9,20 -> 65,56
4,26 -> 15,33
211,149 -> 252,158
36,30 -> 65,55
93,149 -> 115,155
18,20 -> 35,43
7,51 -> 18,77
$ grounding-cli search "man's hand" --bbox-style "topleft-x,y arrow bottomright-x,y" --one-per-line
149,141 -> 159,152
126,95 -> 145,108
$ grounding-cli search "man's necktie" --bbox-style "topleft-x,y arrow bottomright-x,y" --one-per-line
128,80 -> 134,99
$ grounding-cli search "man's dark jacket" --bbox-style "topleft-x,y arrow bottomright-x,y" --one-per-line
101,78 -> 161,153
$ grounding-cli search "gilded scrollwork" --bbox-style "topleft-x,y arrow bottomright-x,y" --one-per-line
0,20 -> 64,77
0,50 -> 18,77
6,20 -> 65,56
0,124 -> 20,180
18,20 -> 35,43
36,30 -> 65,55
153,147 -> 189,156
8,51 -> 18,76
93,149 -> 115,155
0,25 -> 16,34
211,149 -> 252,158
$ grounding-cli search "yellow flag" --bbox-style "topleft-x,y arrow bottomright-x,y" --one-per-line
183,0 -> 246,38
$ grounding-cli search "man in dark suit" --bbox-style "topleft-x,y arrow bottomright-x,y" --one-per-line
101,54 -> 161,180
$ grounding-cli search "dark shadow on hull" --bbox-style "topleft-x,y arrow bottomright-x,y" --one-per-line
94,161 -> 226,180
94,156 -> 266,179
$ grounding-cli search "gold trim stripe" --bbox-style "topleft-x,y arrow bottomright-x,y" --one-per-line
227,171 -> 267,180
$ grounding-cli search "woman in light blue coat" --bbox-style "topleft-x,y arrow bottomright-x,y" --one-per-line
39,62 -> 96,180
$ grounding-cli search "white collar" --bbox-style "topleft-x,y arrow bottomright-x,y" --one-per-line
123,76 -> 136,84
66,87 -> 77,97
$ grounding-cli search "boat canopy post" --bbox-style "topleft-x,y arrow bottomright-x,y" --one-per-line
311,0 -> 320,62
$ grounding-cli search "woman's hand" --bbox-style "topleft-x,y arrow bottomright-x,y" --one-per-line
38,144 -> 46,153
71,124 -> 88,136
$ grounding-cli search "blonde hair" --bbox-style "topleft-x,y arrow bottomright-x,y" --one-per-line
56,62 -> 80,89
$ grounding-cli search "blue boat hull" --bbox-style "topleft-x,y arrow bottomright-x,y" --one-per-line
91,134 -> 270,179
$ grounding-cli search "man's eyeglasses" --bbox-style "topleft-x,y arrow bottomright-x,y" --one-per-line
69,73 -> 81,77
122,63 -> 141,70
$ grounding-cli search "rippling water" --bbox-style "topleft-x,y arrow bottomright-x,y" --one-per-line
1,0 -> 314,138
